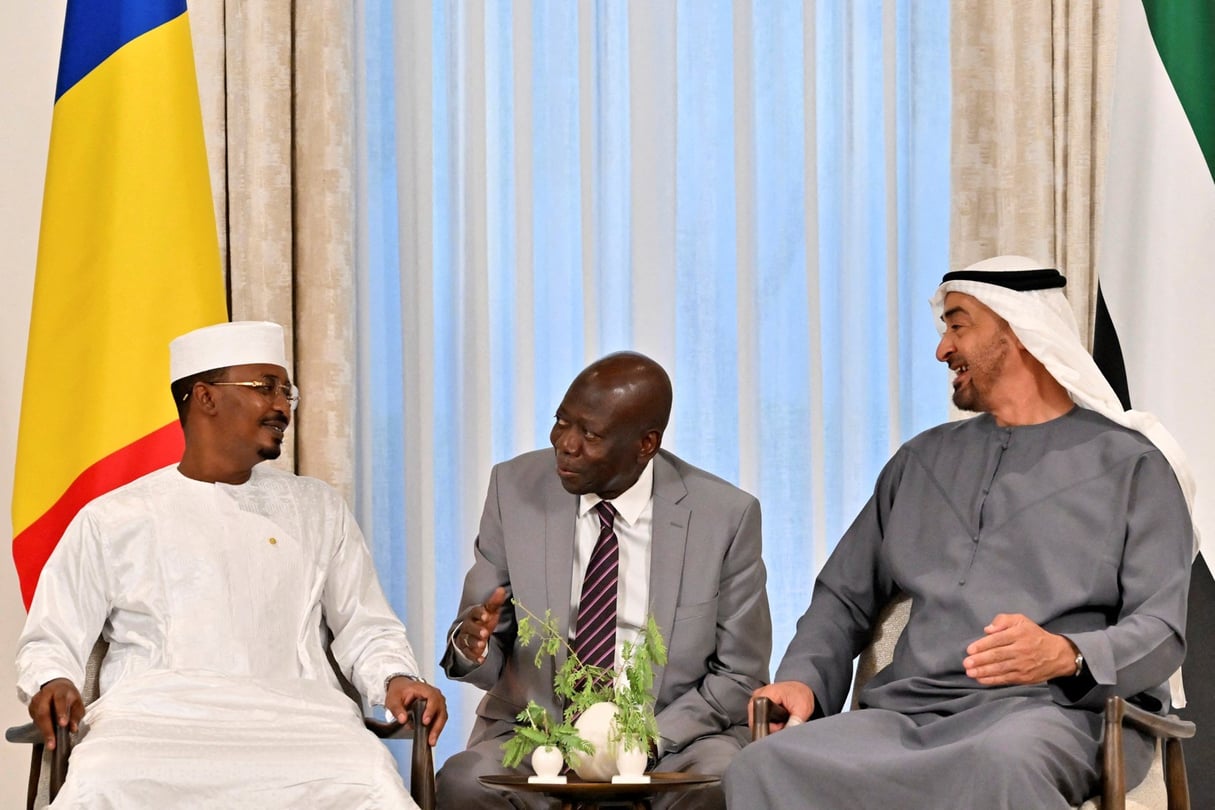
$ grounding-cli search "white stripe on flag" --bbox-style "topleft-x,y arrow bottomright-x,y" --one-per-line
1098,0 -> 1215,563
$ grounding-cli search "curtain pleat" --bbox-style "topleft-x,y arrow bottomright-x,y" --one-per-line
192,0 -> 362,494
292,1 -> 358,496
950,0 -> 1113,345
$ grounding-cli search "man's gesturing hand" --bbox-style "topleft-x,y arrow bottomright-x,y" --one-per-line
29,677 -> 85,749
454,586 -> 509,665
964,613 -> 1078,685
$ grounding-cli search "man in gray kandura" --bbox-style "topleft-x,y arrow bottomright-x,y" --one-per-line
437,351 -> 771,809
725,256 -> 1196,809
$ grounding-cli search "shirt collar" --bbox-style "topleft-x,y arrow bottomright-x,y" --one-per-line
579,458 -> 655,527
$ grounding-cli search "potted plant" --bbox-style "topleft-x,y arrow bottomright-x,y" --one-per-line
608,623 -> 666,779
508,602 -> 668,782
501,700 -> 593,780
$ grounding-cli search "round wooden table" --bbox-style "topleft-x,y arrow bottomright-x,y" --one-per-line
478,771 -> 721,809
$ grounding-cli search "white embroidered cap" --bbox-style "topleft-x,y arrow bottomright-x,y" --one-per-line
169,321 -> 288,382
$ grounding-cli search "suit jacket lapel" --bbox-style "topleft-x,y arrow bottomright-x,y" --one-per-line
545,476 -> 577,671
649,452 -> 689,699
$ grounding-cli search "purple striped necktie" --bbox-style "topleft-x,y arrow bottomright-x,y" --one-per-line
572,500 -> 619,672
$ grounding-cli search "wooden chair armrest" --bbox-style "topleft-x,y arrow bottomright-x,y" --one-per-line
5,721 -> 42,744
363,717 -> 405,738
751,696 -> 791,742
5,720 -> 73,809
362,698 -> 435,810
52,723 -> 70,801
6,722 -> 44,810
1110,697 -> 1195,741
1102,695 -> 1193,810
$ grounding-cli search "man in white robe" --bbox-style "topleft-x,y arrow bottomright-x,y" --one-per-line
724,258 -> 1195,809
16,320 -> 446,809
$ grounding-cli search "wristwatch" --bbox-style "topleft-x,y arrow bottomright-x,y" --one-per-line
385,672 -> 425,692
1072,650 -> 1085,677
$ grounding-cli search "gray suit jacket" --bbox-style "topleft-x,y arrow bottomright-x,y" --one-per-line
441,448 -> 771,753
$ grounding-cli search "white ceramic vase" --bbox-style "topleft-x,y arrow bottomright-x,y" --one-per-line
571,701 -> 620,781
531,745 -> 563,779
615,745 -> 648,778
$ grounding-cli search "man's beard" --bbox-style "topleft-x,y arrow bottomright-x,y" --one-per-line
951,333 -> 1010,412
952,384 -> 982,412
258,444 -> 283,461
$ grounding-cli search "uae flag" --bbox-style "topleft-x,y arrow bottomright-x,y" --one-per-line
1095,0 -> 1213,801
11,0 -> 228,608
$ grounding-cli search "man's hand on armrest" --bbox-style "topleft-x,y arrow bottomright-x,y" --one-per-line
749,682 -> 815,733
29,677 -> 84,750
385,677 -> 449,747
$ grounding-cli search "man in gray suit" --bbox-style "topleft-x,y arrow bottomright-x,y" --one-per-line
436,351 -> 771,809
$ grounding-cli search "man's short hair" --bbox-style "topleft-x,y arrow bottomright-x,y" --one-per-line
170,367 -> 227,426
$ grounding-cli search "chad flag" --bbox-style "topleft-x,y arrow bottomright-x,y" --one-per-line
11,0 -> 228,608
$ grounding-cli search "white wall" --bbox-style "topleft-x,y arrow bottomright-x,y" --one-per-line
1,0 -> 66,799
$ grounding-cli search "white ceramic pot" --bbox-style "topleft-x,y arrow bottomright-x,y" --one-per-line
571,701 -> 620,781
531,745 -> 563,779
615,745 -> 647,778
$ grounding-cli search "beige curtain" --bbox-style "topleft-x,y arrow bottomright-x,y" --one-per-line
950,0 -> 1115,348
189,1 -> 358,500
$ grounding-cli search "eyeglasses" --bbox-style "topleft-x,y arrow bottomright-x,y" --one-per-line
204,380 -> 300,409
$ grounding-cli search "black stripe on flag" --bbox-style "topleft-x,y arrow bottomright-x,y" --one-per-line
1091,283 -> 1131,411
1092,279 -> 1214,806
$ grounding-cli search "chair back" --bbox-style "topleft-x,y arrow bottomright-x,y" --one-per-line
849,592 -> 911,709
82,639 -> 109,704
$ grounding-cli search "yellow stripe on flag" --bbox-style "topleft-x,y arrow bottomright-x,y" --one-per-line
13,12 -> 226,576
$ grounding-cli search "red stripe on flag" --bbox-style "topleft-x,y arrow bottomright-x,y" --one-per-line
12,421 -> 184,608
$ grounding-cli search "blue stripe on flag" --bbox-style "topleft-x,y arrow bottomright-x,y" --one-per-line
57,0 -> 188,100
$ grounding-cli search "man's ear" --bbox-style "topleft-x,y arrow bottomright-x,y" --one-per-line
191,381 -> 220,417
638,429 -> 662,462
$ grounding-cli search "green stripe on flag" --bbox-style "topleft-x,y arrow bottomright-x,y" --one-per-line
1142,0 -> 1215,181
